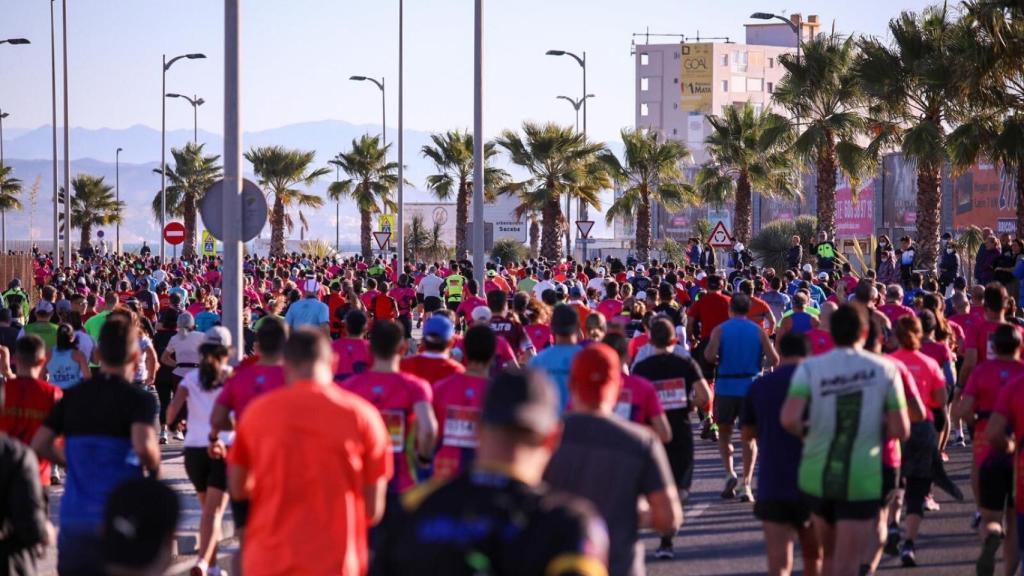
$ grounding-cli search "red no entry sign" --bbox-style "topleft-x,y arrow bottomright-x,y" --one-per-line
163,222 -> 187,246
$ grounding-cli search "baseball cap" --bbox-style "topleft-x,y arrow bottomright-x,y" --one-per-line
471,306 -> 493,324
636,290 -> 648,301
486,269 -> 497,278
817,272 -> 829,281
56,299 -> 72,313
569,286 -> 583,298
554,283 -> 567,296
481,369 -> 559,435
551,304 -> 580,337
102,478 -> 179,571
36,300 -> 54,315
204,326 -> 232,348
422,315 -> 455,344
570,343 -> 622,407
177,311 -> 195,330
802,263 -> 813,273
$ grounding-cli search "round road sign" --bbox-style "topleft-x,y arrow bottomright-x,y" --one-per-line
163,222 -> 187,246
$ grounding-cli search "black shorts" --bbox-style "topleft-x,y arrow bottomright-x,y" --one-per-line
423,296 -> 443,314
416,293 -> 425,304
446,300 -> 461,312
932,408 -> 946,433
803,494 -> 880,524
882,465 -> 900,505
714,395 -> 744,426
754,498 -> 811,530
692,340 -> 717,382
979,463 -> 1014,512
184,447 -> 227,492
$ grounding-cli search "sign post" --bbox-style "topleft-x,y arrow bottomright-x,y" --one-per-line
163,222 -> 187,246
373,231 -> 391,260
575,220 -> 594,261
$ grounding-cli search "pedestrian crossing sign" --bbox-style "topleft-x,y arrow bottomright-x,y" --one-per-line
202,230 -> 218,256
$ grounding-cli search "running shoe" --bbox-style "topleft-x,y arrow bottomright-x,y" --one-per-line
971,511 -> 982,530
739,485 -> 755,503
700,419 -> 712,440
976,531 -> 1003,576
721,475 -> 738,499
884,525 -> 901,556
899,540 -> 917,567
950,433 -> 967,448
173,430 -> 185,442
709,423 -> 719,442
654,537 -> 674,560
159,431 -> 168,445
924,495 -> 940,512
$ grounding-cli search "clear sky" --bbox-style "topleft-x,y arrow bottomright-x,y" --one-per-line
1,0 -> 935,144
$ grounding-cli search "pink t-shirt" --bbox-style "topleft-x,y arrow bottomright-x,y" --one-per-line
890,349 -> 945,416
965,359 -> 1024,466
342,372 -> 432,493
805,328 -> 834,356
920,340 -> 953,369
216,364 -> 286,419
993,376 -> 1024,512
878,303 -> 915,326
884,358 -> 922,469
388,287 -> 417,316
431,372 -> 488,480
966,320 -> 1024,364
596,299 -> 624,320
359,290 -> 380,313
455,296 -> 487,322
614,374 -> 664,426
524,324 -> 552,352
332,338 -> 371,381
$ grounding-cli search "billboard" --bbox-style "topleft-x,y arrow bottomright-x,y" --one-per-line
952,162 -> 1018,233
835,179 -> 875,239
402,203 -> 456,245
680,43 -> 714,115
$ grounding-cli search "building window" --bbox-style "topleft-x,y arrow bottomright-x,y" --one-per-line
722,80 -> 729,93
746,77 -> 763,92
733,51 -> 748,72
721,53 -> 729,66
767,82 -> 774,93
640,53 -> 649,66
768,57 -> 774,69
641,77 -> 650,91
640,103 -> 649,117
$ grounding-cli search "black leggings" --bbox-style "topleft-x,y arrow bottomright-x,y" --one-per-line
904,476 -> 932,517
664,409 -> 694,491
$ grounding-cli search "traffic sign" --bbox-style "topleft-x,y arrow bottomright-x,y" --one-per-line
708,221 -> 733,248
201,230 -> 218,256
163,222 -> 187,246
575,220 -> 595,239
379,214 -> 395,233
200,178 -> 269,243
97,230 -> 105,238
373,231 -> 391,250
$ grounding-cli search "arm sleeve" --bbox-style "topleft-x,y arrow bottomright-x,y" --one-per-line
319,304 -> 330,325
995,382 -> 1018,420
788,364 -> 811,399
7,446 -> 49,548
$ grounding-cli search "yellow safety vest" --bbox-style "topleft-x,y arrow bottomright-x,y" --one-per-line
445,275 -> 465,302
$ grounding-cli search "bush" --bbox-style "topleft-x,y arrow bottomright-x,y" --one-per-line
491,238 -> 527,265
750,215 -> 817,271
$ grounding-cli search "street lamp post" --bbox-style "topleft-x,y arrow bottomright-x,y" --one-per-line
546,49 -> 588,260
349,76 -> 386,150
555,94 -> 595,135
0,109 -> 8,253
472,0 -> 484,287
166,93 -> 205,144
161,52 -> 206,263
61,0 -> 70,260
49,0 -> 59,266
397,0 -> 404,277
750,12 -> 801,66
116,147 -> 122,253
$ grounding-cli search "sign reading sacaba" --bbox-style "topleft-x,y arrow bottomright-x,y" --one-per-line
680,43 -> 713,115
493,220 -> 527,242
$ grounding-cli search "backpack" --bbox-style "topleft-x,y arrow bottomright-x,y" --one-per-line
373,294 -> 398,321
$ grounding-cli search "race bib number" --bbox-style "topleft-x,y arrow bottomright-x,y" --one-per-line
380,409 -> 406,453
614,388 -> 633,421
442,406 -> 480,448
654,378 -> 688,411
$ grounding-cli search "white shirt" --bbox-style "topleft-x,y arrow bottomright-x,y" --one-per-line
179,370 -> 234,448
533,280 -> 555,299
587,277 -> 607,300
166,331 -> 206,377
418,274 -> 444,299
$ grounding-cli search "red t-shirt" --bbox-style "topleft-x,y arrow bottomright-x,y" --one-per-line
920,340 -> 953,369
966,320 -> 1024,364
216,364 -> 286,420
628,333 -> 650,363
614,374 -> 664,426
890,349 -> 945,417
965,359 -> 1024,466
992,376 -> 1024,512
878,303 -> 915,326
0,377 -> 62,485
490,315 -> 528,352
399,354 -> 465,386
687,292 -> 731,340
455,296 -> 487,322
431,372 -> 488,480
524,324 -> 552,352
332,338 -> 371,381
596,299 -> 623,320
342,371 -> 432,493
805,328 -> 834,356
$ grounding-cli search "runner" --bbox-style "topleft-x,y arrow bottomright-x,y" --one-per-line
0,335 -> 59,486
528,305 -> 582,412
602,332 -> 672,443
332,309 -> 371,382
399,315 -> 465,385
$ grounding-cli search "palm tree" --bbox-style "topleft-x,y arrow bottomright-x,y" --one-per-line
773,32 -> 874,238
421,130 -> 510,258
405,213 -> 429,263
245,146 -> 329,257
601,128 -> 693,262
328,135 -> 398,260
496,122 -> 610,261
695,103 -> 799,245
151,142 -> 221,258
855,6 -> 961,271
60,174 -> 123,249
0,165 -> 24,252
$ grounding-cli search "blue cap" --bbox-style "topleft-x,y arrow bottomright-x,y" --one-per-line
423,315 -> 455,344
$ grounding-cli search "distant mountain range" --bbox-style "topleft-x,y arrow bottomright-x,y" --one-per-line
0,120 -> 615,245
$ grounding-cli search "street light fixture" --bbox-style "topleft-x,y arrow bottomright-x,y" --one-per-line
166,93 -> 205,144
349,75 -> 386,150
749,12 -> 801,64
555,94 -> 596,133
0,38 -> 30,45
161,52 -> 206,262
547,48 -> 589,259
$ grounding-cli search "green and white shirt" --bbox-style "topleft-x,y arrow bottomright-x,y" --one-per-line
788,348 -> 906,502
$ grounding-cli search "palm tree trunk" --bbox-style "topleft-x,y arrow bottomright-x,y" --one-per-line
456,180 -> 469,259
816,143 -> 837,238
529,217 -> 540,258
916,161 -> 942,273
270,196 -> 286,257
636,191 -> 652,262
1016,163 -> 1024,239
81,221 -> 91,252
735,173 -> 753,245
541,196 -> 563,261
182,194 -> 198,260
360,208 -> 372,260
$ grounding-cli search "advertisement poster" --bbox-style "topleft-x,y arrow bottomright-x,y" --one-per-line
952,163 -> 1018,233
835,180 -> 875,239
680,43 -> 714,115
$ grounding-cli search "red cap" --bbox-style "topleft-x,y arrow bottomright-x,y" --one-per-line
570,343 -> 622,408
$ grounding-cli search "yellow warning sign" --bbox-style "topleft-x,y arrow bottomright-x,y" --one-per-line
201,230 -> 218,256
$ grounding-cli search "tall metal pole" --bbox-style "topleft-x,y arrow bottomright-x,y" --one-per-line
1,110 -> 6,254
335,165 -> 341,252
61,0 -> 71,260
580,51 -> 588,262
50,0 -> 59,266
193,94 -> 198,144
381,78 -> 386,151
160,54 -> 167,262
116,147 -> 121,253
397,0 -> 405,275
223,0 -> 243,364
472,0 -> 485,287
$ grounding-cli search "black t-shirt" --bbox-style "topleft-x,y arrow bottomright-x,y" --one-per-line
43,373 -> 157,438
632,353 -> 704,412
653,302 -> 683,327
372,469 -> 608,576
0,435 -> 48,572
544,413 -> 673,576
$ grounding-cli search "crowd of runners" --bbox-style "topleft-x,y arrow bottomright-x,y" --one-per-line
0,226 -> 1021,576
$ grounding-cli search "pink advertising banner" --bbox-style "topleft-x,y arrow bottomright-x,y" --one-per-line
835,181 -> 875,239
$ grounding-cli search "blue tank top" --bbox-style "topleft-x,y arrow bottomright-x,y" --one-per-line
715,318 -> 763,397
48,348 -> 84,390
789,311 -> 814,336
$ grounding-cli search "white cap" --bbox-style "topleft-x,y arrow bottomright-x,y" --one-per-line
802,263 -> 813,273
597,267 -> 607,277
636,291 -> 648,300
471,306 -> 493,324
204,326 -> 232,348
734,242 -> 745,252
696,270 -> 707,280
636,264 -> 645,272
